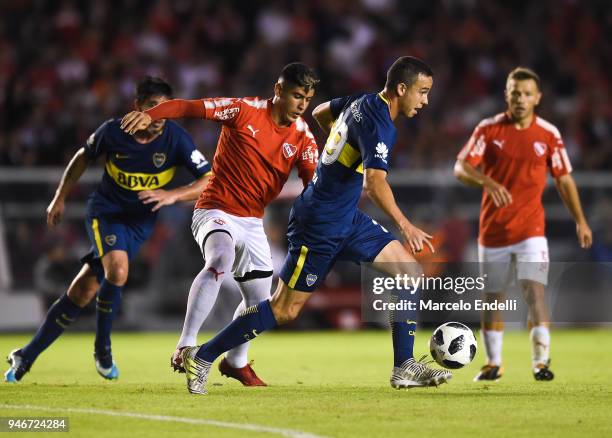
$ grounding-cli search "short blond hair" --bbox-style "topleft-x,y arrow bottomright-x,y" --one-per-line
507,67 -> 541,90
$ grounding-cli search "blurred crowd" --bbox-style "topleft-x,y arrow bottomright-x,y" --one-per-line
1,0 -> 610,170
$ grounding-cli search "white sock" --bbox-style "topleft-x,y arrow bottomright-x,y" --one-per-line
177,232 -> 234,348
225,276 -> 272,368
530,325 -> 550,368
481,330 -> 503,366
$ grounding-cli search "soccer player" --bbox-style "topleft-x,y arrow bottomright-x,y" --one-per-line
171,56 -> 453,395
120,63 -> 319,386
454,67 -> 593,381
4,77 -> 212,382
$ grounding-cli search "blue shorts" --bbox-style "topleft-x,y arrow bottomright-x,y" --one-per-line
81,209 -> 155,282
279,209 -> 396,292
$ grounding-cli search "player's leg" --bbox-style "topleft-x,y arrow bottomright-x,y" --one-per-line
516,237 -> 553,380
4,265 -> 99,382
181,238 -> 328,394
221,217 -> 274,383
371,239 -> 452,387
94,249 -> 128,378
344,211 -> 451,387
473,243 -> 513,381
173,209 -> 236,370
220,275 -> 272,386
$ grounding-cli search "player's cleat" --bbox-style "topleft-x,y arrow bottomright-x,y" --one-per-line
218,358 -> 267,386
181,346 -> 212,395
390,355 -> 452,389
170,346 -> 189,373
533,360 -> 554,381
4,349 -> 31,383
473,364 -> 504,382
94,350 -> 119,380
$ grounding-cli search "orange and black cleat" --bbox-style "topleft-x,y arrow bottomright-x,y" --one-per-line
473,364 -> 504,382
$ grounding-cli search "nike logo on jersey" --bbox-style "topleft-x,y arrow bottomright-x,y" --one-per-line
492,140 -> 505,149
247,124 -> 259,137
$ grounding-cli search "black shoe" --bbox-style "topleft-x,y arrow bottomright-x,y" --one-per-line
533,360 -> 554,381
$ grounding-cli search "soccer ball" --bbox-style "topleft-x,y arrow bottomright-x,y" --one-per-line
429,322 -> 477,369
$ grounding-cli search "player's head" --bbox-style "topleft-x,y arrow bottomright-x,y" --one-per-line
384,56 -> 433,118
273,62 -> 319,125
135,76 -> 173,134
505,67 -> 541,122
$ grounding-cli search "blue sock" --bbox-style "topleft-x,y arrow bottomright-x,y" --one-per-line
196,300 -> 277,363
94,279 -> 123,363
390,288 -> 419,367
21,294 -> 83,364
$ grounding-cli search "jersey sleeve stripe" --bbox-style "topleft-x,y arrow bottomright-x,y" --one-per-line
536,117 -> 562,138
560,148 -> 573,172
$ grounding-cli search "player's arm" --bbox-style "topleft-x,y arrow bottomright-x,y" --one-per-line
312,102 -> 335,136
120,100 -> 208,134
554,174 -> 592,249
139,172 -> 211,212
453,159 -> 513,207
363,168 -> 434,254
47,147 -> 91,227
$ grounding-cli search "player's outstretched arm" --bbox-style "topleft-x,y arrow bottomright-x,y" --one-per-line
312,101 -> 335,136
554,174 -> 593,249
454,159 -> 513,207
363,168 -> 434,254
121,100 -> 207,135
139,173 -> 211,212
47,147 -> 91,227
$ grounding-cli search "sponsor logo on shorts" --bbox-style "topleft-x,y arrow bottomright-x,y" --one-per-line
306,273 -> 318,287
104,235 -> 117,246
213,218 -> 226,226
282,143 -> 297,159
153,152 -> 166,168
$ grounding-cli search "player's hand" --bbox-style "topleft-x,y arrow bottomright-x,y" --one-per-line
46,197 -> 65,227
576,221 -> 593,249
138,189 -> 178,212
121,111 -> 152,135
484,179 -> 513,207
400,222 -> 435,254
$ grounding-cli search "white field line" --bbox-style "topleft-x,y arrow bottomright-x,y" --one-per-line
0,404 -> 327,438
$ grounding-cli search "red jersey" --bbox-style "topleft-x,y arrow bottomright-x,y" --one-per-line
147,97 -> 318,218
457,112 -> 572,247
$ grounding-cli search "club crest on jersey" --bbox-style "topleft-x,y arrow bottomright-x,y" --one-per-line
533,142 -> 547,157
282,143 -> 297,159
306,273 -> 318,287
152,153 -> 166,168
104,235 -> 117,246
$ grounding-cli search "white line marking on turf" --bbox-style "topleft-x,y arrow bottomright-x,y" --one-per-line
0,404 -> 326,438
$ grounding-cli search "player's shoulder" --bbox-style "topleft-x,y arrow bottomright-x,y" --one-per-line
164,119 -> 191,137
294,116 -> 316,142
476,112 -> 507,130
534,116 -> 562,139
239,96 -> 269,110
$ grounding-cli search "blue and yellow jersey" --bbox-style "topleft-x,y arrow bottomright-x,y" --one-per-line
296,93 -> 397,226
83,119 -> 211,216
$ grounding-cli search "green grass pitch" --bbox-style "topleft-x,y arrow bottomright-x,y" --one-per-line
1,329 -> 611,437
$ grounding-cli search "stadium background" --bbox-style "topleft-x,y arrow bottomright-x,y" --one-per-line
0,0 -> 611,331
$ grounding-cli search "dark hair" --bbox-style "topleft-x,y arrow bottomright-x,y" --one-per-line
507,67 -> 541,90
279,62 -> 319,92
136,76 -> 173,103
385,56 -> 433,90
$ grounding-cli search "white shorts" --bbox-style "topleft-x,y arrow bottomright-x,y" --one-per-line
191,209 -> 273,280
478,236 -> 549,292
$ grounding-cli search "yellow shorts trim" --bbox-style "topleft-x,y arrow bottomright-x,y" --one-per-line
288,246 -> 309,289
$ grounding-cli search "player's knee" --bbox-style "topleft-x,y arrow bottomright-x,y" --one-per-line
105,264 -> 128,285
